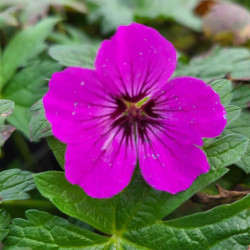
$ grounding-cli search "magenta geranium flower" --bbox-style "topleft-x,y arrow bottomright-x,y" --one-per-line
43,23 -> 226,198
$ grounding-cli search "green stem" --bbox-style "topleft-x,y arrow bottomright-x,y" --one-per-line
1,199 -> 54,209
12,131 -> 37,171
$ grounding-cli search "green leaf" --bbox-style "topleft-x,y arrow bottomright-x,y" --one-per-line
34,166 -> 227,235
5,105 -> 31,138
1,17 -> 59,88
111,168 -> 228,231
210,79 -> 232,105
3,60 -> 60,108
87,0 -> 133,34
49,44 -> 99,68
0,209 -> 10,227
0,208 -> 11,242
47,137 -> 66,168
34,171 -> 114,234
3,210 -> 113,249
123,195 -> 250,249
3,60 -> 61,137
0,0 -> 86,27
0,99 -> 15,153
0,99 -> 14,124
0,7 -> 18,29
225,105 -> 241,124
29,100 -> 51,141
134,0 -> 201,31
231,84 -> 250,109
9,185 -> 250,249
87,0 -> 201,33
174,47 -> 250,82
34,108 -> 249,235
49,24 -> 96,45
225,112 -> 250,173
203,134 -> 249,170
0,169 -> 35,203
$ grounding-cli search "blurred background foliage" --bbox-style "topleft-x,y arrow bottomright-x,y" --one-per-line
0,0 -> 250,230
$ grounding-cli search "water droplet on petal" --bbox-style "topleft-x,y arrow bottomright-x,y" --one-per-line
139,52 -> 143,55
72,111 -> 76,115
80,81 -> 85,86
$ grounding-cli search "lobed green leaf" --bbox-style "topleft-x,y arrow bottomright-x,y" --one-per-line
0,99 -> 15,153
210,79 -> 232,105
225,112 -> 250,173
34,167 -> 227,235
203,134 -> 249,170
29,99 -> 52,141
6,186 -> 250,249
0,209 -> 11,242
0,169 -> 35,203
49,44 -> 99,68
47,137 -> 66,168
174,47 -> 250,82
123,195 -> 250,249
3,210 -> 113,249
3,60 -> 61,137
0,99 -> 14,125
231,84 -> 250,109
224,105 -> 241,124
1,17 -> 59,87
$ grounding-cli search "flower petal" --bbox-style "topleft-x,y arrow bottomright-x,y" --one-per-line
138,129 -> 209,194
95,23 -> 177,100
153,76 -> 227,138
65,130 -> 137,198
43,67 -> 118,144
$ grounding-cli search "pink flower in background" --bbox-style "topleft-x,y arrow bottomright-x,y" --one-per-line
43,23 -> 226,198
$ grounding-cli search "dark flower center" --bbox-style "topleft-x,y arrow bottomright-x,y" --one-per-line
110,96 -> 163,144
